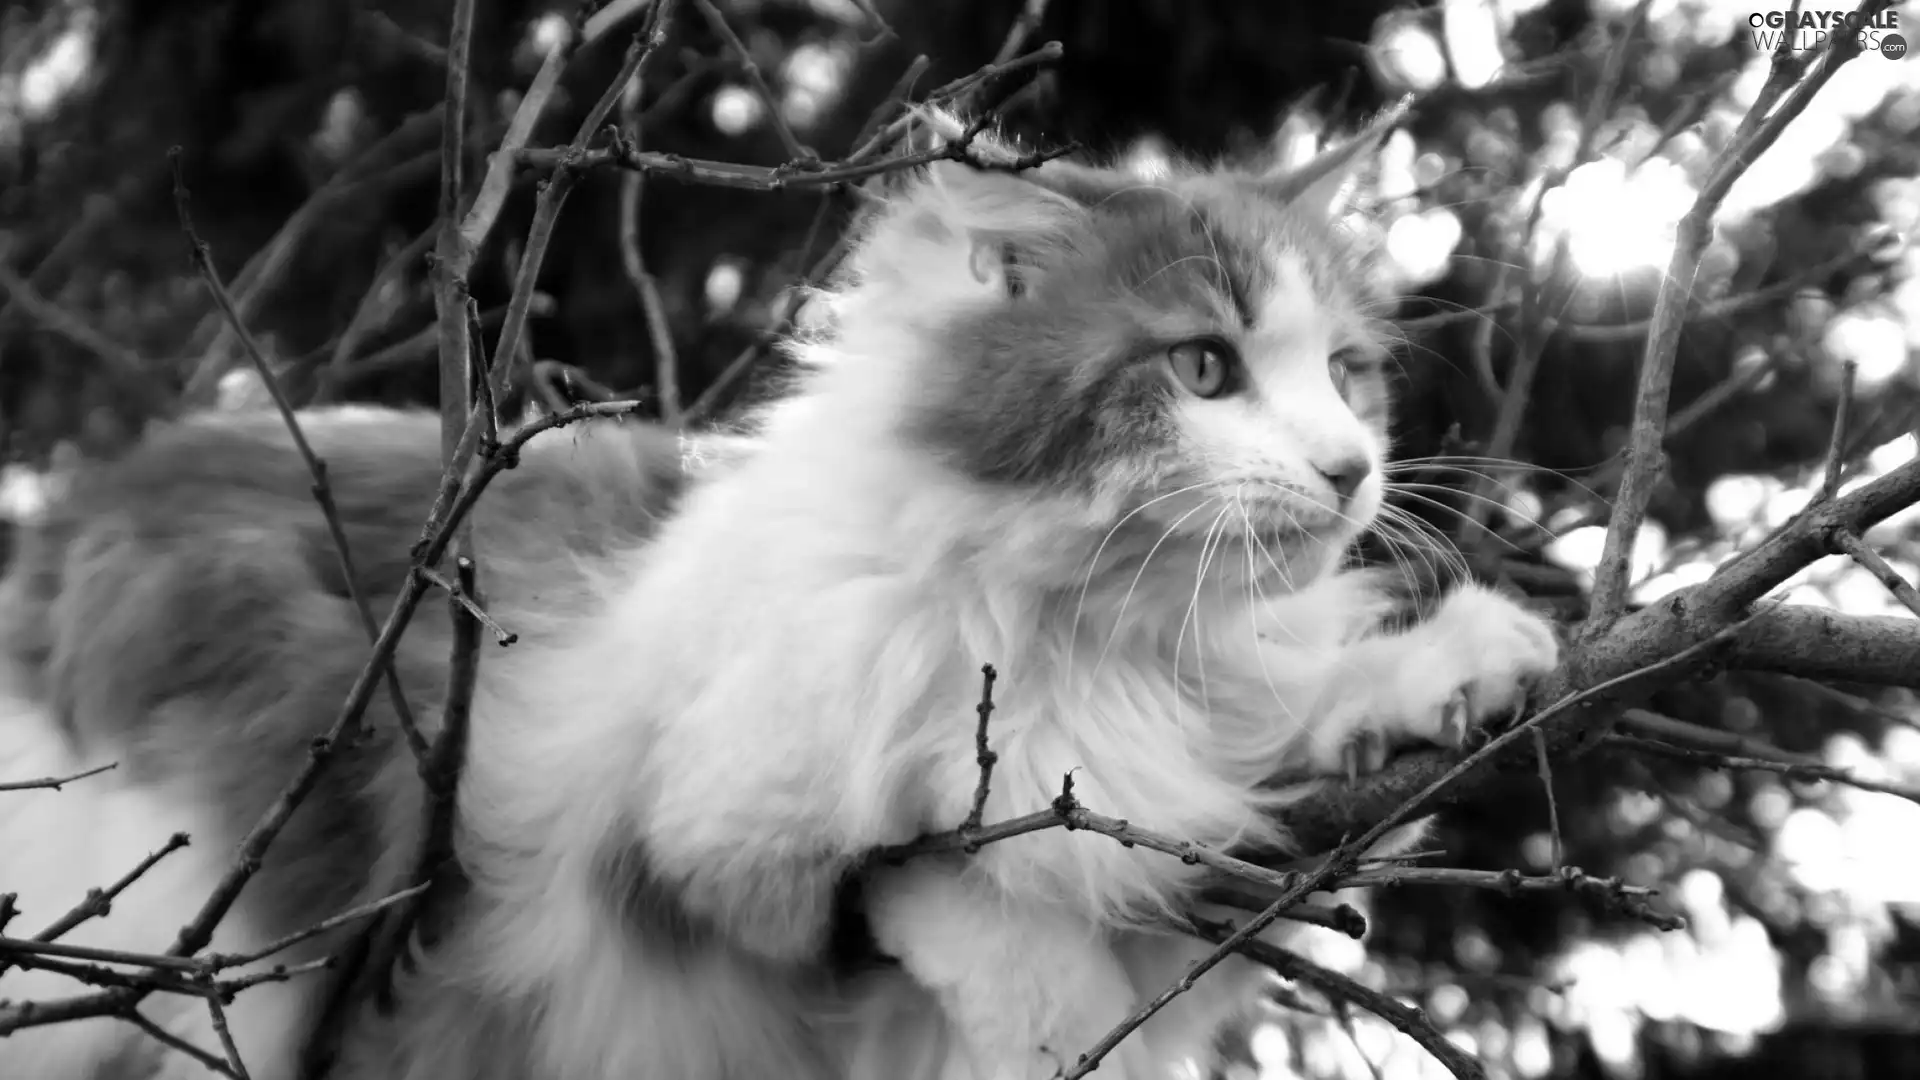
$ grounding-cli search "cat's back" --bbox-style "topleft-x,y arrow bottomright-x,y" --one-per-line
0,404 -> 696,761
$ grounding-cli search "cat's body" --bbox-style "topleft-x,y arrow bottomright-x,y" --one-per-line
0,113 -> 1559,1080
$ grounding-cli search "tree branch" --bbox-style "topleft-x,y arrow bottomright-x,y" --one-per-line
1585,0 -> 1893,628
1191,917 -> 1485,1080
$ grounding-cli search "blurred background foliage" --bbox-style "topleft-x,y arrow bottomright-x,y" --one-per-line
1,0 -> 1919,1077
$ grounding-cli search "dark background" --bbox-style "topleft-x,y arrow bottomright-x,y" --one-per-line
2,0 -> 1918,1076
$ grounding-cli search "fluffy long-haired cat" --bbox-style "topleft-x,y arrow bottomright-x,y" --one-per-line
0,106 -> 1558,1080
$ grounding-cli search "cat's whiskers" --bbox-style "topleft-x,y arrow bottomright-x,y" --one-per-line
1382,506 -> 1468,576
1174,502 -> 1239,731
1386,456 -> 1603,501
1383,482 -> 1561,545
1068,481 -> 1218,673
1371,506 -> 1469,590
1091,493 -> 1224,680
1384,485 -> 1538,555
1242,487 -> 1324,649
1234,492 -> 1300,723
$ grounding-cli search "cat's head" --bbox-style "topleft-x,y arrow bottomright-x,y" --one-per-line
819,103 -> 1407,587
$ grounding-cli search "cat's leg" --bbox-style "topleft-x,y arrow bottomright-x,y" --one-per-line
864,860 -> 1154,1080
1290,581 -> 1561,777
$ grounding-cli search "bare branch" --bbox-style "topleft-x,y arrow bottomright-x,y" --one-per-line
1831,529 -> 1920,620
690,0 -> 813,163
202,885 -> 427,973
434,0 -> 479,467
123,1010 -> 237,1079
0,832 -> 190,979
0,762 -> 116,793
991,0 -> 1052,66
1190,917 -> 1486,1080
617,2 -> 684,423
171,149 -> 430,766
320,227 -> 436,399
1821,360 -> 1859,500
419,564 -> 519,645
0,261 -> 155,390
1586,0 -> 1892,628
199,976 -> 252,1080
1608,717 -> 1920,806
961,664 -> 1000,833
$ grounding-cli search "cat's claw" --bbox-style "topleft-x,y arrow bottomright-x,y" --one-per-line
1302,583 -> 1559,781
1341,729 -> 1389,784
1437,688 -> 1472,748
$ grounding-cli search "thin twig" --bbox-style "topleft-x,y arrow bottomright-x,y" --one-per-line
1061,616 -> 1753,1075
1190,917 -> 1486,1080
0,400 -> 641,1038
1821,360 -> 1859,500
0,171 -> 148,336
678,183 -> 838,423
961,664 -> 999,833
1610,734 -> 1920,805
520,94 -> 1076,189
458,32 -> 571,258
1610,708 -> 1920,806
1461,0 -> 1648,542
202,885 -> 427,972
0,261 -> 155,389
843,40 -> 1063,166
122,1010 -> 237,1079
464,296 -> 500,444
334,305 -> 515,385
1531,728 -> 1562,871
1830,529 -> 1920,619
320,226 -> 436,398
690,0 -> 813,163
850,54 -> 931,153
991,0 -> 1052,66
356,557 -> 485,1002
1586,0 -> 1893,629
419,565 -> 518,645
618,0 -> 683,422
171,149 -> 430,764
434,0 -> 479,467
0,832 -> 191,979
186,107 -> 447,392
199,976 -> 253,1080
1198,889 -> 1368,939
0,762 -> 116,793
479,2 -> 677,444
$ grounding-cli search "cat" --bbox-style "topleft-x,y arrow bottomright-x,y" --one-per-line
0,106 -> 1560,1080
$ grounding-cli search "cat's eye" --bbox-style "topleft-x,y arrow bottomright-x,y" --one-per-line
1328,353 -> 1354,396
1167,339 -> 1239,399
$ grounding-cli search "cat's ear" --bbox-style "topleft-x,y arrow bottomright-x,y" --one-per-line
854,110 -> 1086,303
1255,95 -> 1413,219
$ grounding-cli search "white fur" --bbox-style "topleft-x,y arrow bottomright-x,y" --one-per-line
0,113 -> 1558,1080
422,179 -> 1560,1079
0,674 -> 315,1080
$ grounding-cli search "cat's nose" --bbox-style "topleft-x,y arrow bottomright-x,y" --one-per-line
1314,456 -> 1372,505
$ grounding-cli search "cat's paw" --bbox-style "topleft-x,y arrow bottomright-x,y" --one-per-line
1310,583 -> 1560,782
